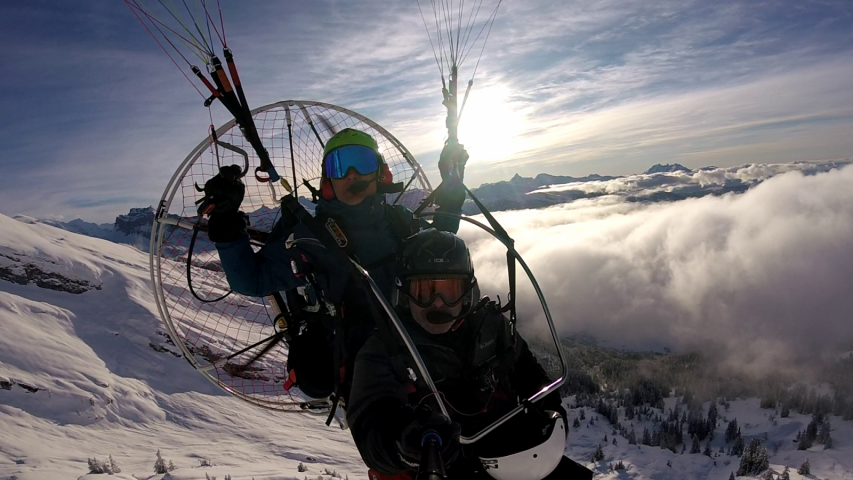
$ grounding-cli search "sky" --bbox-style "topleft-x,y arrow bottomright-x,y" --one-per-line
0,0 -> 852,222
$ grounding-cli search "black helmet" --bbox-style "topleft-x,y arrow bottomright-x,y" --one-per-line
393,229 -> 479,314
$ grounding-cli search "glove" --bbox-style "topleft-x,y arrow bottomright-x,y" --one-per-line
207,211 -> 249,243
438,142 -> 469,182
199,165 -> 247,243
397,406 -> 461,469
434,177 -> 466,212
197,164 -> 245,216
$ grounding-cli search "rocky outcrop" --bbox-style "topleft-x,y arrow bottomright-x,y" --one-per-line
0,251 -> 101,294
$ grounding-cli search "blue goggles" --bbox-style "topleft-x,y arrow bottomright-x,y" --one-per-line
323,145 -> 380,179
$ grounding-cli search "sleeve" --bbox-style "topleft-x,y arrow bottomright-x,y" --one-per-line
214,236 -> 305,297
346,338 -> 414,475
213,215 -> 309,297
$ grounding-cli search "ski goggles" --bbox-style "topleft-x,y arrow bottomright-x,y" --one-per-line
323,145 -> 381,179
405,276 -> 469,308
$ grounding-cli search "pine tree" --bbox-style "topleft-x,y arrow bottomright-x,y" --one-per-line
708,401 -> 719,429
737,439 -> 769,476
797,458 -> 810,475
761,470 -> 774,480
88,458 -> 107,474
731,435 -> 745,457
642,427 -> 652,446
780,465 -> 791,480
728,472 -> 735,480
752,440 -> 770,473
592,444 -> 604,462
573,417 -> 581,428
817,419 -> 832,447
725,419 -> 739,443
690,436 -> 701,454
108,455 -> 121,474
154,450 -> 167,474
797,430 -> 813,450
781,404 -> 790,418
703,441 -> 712,457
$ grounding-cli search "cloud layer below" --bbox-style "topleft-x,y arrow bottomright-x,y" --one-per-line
464,164 -> 853,375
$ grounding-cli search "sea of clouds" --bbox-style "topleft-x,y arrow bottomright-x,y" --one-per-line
463,163 -> 853,376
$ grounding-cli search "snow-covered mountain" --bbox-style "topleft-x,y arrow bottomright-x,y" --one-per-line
18,197 -> 319,255
644,163 -> 692,174
462,160 -> 852,214
2,211 -> 852,479
0,213 -> 366,480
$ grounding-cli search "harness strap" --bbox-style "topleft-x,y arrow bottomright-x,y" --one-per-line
280,195 -> 412,407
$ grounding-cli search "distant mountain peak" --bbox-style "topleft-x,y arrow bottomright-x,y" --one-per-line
645,163 -> 691,174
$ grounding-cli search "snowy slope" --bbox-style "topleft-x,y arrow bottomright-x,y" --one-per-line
1,212 -> 851,480
563,396 -> 853,480
0,214 -> 366,480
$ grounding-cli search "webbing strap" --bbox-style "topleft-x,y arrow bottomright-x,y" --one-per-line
279,196 -> 411,393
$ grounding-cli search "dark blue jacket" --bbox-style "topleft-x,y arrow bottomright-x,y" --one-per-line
215,193 -> 460,303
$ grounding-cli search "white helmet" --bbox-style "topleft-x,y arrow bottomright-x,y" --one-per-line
478,410 -> 567,480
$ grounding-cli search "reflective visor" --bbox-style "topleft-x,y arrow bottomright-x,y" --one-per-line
408,277 -> 467,308
323,145 -> 380,179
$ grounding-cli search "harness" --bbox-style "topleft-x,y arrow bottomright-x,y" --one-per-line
278,199 -> 422,425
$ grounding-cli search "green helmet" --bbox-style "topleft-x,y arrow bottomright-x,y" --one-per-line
323,128 -> 380,157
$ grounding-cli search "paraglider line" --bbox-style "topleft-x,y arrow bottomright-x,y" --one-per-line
459,0 -> 485,59
415,0 -> 445,79
128,1 -> 211,62
459,0 -> 501,68
199,0 -> 226,47
126,1 -> 206,98
153,0 -> 213,56
429,0 -> 448,74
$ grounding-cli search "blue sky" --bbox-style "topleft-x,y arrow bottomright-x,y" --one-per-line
1,0 -> 852,222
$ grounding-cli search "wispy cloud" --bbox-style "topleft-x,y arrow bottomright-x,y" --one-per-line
1,0 -> 852,222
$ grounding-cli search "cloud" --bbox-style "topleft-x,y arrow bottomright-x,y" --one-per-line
531,160 -> 851,199
462,164 -> 853,375
2,0 -> 853,223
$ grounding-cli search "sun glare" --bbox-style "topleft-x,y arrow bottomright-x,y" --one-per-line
454,85 -> 527,164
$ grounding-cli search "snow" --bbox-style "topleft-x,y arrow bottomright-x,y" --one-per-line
1,212 -> 852,479
563,396 -> 853,479
0,214 -> 365,480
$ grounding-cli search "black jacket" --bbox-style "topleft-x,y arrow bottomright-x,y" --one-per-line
346,300 -> 555,476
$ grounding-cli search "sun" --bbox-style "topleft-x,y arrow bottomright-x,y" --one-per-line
455,84 -> 528,165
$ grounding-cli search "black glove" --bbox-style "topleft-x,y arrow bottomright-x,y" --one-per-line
434,177 -> 466,212
199,165 -> 248,243
438,142 -> 469,182
397,407 -> 461,469
197,164 -> 245,216
207,211 -> 249,243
